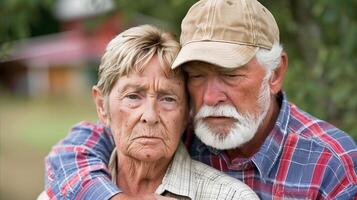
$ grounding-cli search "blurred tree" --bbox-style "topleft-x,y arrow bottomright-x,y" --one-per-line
113,0 -> 196,34
0,0 -> 57,59
280,0 -> 357,136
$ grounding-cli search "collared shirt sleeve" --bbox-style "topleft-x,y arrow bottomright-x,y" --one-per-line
44,121 -> 120,199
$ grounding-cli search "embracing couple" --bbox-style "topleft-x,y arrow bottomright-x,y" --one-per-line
41,0 -> 357,199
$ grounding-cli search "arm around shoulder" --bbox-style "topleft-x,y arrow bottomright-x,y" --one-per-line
44,121 -> 119,199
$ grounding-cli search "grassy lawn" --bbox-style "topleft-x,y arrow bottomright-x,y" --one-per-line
0,95 -> 97,199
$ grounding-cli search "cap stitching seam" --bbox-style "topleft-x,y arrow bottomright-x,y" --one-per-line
182,40 -> 270,49
204,0 -> 214,39
246,0 -> 256,45
209,0 -> 218,39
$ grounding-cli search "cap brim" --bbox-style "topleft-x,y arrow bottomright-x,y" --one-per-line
172,41 -> 258,69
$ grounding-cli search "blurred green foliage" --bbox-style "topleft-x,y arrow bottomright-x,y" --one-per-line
0,0 -> 356,140
0,0 -> 57,59
268,0 -> 357,136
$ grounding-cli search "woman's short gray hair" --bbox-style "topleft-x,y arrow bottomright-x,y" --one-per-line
256,43 -> 283,80
97,25 -> 181,96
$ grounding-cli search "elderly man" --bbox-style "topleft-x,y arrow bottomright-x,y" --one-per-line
44,0 -> 357,199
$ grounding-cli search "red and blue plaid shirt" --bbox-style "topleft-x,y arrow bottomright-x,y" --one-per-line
45,93 -> 357,199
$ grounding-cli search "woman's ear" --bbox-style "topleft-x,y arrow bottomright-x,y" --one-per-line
92,86 -> 108,125
269,52 -> 288,94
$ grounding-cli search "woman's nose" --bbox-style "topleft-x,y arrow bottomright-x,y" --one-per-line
140,99 -> 159,124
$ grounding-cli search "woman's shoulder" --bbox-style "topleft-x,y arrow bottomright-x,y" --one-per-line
190,159 -> 259,199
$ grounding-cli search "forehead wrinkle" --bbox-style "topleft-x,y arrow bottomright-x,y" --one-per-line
119,77 -> 183,96
120,80 -> 147,92
218,66 -> 248,73
154,78 -> 183,96
183,62 -> 221,73
157,85 -> 179,96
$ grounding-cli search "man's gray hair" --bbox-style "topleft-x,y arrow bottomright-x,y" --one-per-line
256,43 -> 283,80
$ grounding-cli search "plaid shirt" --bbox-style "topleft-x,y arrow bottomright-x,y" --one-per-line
45,93 -> 357,199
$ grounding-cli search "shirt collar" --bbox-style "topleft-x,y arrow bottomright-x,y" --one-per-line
251,92 -> 290,178
156,142 -> 197,199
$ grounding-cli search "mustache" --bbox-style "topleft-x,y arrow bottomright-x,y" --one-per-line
194,105 -> 247,121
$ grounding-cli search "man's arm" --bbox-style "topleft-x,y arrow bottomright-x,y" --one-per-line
45,121 -> 120,199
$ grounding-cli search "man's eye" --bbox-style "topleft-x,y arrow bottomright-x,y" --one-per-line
223,74 -> 243,79
189,74 -> 203,79
224,74 -> 238,77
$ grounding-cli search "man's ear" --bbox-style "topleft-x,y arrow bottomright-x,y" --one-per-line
92,86 -> 108,125
269,52 -> 288,94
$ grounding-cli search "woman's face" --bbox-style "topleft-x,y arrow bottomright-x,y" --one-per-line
103,55 -> 187,162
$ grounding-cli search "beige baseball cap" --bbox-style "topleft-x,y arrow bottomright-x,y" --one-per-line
172,0 -> 279,69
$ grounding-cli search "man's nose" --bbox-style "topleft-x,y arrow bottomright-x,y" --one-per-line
140,99 -> 159,124
203,78 -> 227,106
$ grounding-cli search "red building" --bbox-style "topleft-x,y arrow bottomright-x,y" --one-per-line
0,0 -> 123,98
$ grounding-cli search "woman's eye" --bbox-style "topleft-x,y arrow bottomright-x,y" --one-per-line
162,96 -> 176,102
126,94 -> 140,100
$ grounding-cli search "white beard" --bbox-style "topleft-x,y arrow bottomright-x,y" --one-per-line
193,80 -> 271,150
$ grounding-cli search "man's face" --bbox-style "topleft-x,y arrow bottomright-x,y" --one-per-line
107,56 -> 188,162
184,59 -> 271,149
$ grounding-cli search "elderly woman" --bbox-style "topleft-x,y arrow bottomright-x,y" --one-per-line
92,25 -> 259,199
39,25 -> 258,200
